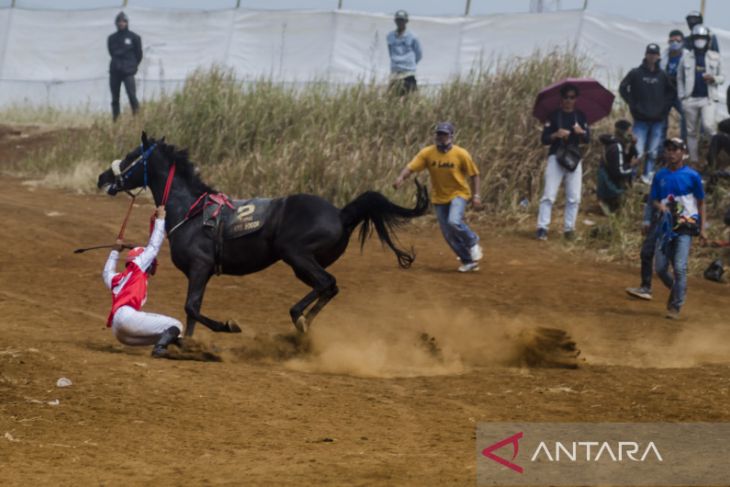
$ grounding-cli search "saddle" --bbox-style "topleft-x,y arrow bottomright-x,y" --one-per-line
187,192 -> 273,274
200,193 -> 272,240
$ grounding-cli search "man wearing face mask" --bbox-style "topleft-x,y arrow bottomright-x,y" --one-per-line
619,43 -> 676,184
661,30 -> 687,141
393,122 -> 483,272
684,11 -> 719,52
677,24 -> 724,165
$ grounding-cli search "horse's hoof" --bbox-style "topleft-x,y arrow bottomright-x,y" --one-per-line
294,316 -> 309,334
225,320 -> 242,333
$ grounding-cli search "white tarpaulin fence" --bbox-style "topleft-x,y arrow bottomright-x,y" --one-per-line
0,7 -> 728,110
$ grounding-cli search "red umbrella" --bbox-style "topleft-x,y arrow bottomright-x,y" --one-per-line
533,77 -> 615,125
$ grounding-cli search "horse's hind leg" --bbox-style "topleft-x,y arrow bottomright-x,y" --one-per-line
184,265 -> 240,337
284,254 -> 338,333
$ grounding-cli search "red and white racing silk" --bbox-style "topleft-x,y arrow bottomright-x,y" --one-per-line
103,218 -> 165,327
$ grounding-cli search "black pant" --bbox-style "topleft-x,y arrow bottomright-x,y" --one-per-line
640,224 -> 658,289
110,71 -> 139,121
707,132 -> 730,172
389,75 -> 417,96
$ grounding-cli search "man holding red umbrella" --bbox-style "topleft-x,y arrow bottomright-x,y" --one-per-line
536,83 -> 590,241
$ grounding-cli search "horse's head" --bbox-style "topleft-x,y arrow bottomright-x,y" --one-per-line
97,131 -> 164,196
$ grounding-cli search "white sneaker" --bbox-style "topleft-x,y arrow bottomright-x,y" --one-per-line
458,262 -> 479,273
470,244 -> 483,261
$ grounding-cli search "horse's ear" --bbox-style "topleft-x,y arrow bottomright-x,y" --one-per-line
141,131 -> 149,147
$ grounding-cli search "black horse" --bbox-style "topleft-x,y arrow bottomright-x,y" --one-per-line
97,133 -> 428,337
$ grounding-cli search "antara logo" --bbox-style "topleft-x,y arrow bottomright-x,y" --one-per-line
481,432 -> 524,474
482,433 -> 663,474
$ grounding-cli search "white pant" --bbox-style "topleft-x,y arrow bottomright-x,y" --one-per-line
111,306 -> 183,346
537,154 -> 582,232
683,97 -> 716,163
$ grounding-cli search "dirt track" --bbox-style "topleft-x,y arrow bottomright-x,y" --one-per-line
1,148 -> 730,485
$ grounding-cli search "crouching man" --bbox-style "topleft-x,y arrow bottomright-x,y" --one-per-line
103,206 -> 182,357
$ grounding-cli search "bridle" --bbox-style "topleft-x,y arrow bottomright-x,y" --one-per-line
111,143 -> 157,196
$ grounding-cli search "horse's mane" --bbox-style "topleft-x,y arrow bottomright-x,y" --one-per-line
157,140 -> 215,196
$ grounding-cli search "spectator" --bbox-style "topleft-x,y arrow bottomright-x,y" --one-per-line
387,10 -> 422,96
108,11 -> 142,121
597,119 -> 639,213
706,85 -> 730,173
677,25 -> 724,166
684,11 -> 720,52
393,122 -> 483,272
536,83 -> 590,241
661,30 -> 687,141
619,43 -> 676,184
651,137 -> 707,320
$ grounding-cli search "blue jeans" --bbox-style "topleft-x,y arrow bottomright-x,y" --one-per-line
433,197 -> 479,263
663,97 -> 687,142
633,120 -> 666,177
654,234 -> 692,311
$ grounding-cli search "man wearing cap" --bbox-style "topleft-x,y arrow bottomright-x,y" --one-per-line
677,24 -> 724,165
393,122 -> 483,272
619,43 -> 676,184
649,137 -> 706,320
661,30 -> 687,141
684,11 -> 719,52
107,11 -> 143,121
387,10 -> 423,96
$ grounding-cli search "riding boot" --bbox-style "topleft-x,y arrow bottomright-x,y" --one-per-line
151,326 -> 181,358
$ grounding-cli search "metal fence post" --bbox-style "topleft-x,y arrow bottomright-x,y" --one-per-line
464,0 -> 471,16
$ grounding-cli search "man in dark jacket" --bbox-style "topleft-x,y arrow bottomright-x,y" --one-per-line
108,12 -> 142,121
536,83 -> 590,241
619,43 -> 676,185
597,120 -> 639,213
706,85 -> 730,173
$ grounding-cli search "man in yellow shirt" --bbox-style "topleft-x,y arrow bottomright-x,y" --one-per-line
393,122 -> 483,272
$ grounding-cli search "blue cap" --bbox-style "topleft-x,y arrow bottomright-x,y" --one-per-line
435,122 -> 454,135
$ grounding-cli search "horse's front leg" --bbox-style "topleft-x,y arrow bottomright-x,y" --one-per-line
183,265 -> 241,337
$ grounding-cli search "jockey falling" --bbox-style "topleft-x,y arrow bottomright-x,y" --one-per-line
102,205 -> 182,357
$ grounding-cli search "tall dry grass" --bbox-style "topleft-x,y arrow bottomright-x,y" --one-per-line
11,50 -> 592,209
9,50 -> 728,266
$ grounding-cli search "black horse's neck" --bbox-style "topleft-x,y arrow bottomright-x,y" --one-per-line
145,146 -> 213,231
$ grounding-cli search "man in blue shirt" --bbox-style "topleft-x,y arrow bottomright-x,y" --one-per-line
661,30 -> 687,141
650,137 -> 707,319
387,10 -> 423,96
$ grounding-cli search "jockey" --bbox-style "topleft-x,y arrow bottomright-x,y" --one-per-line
103,205 -> 182,357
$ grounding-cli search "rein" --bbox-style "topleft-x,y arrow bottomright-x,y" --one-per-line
167,192 -> 234,237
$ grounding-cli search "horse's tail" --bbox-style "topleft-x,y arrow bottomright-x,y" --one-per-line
339,179 -> 429,268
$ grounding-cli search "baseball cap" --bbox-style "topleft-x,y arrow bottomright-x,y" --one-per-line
435,122 -> 454,135
645,43 -> 660,55
664,137 -> 687,151
394,10 -> 409,21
